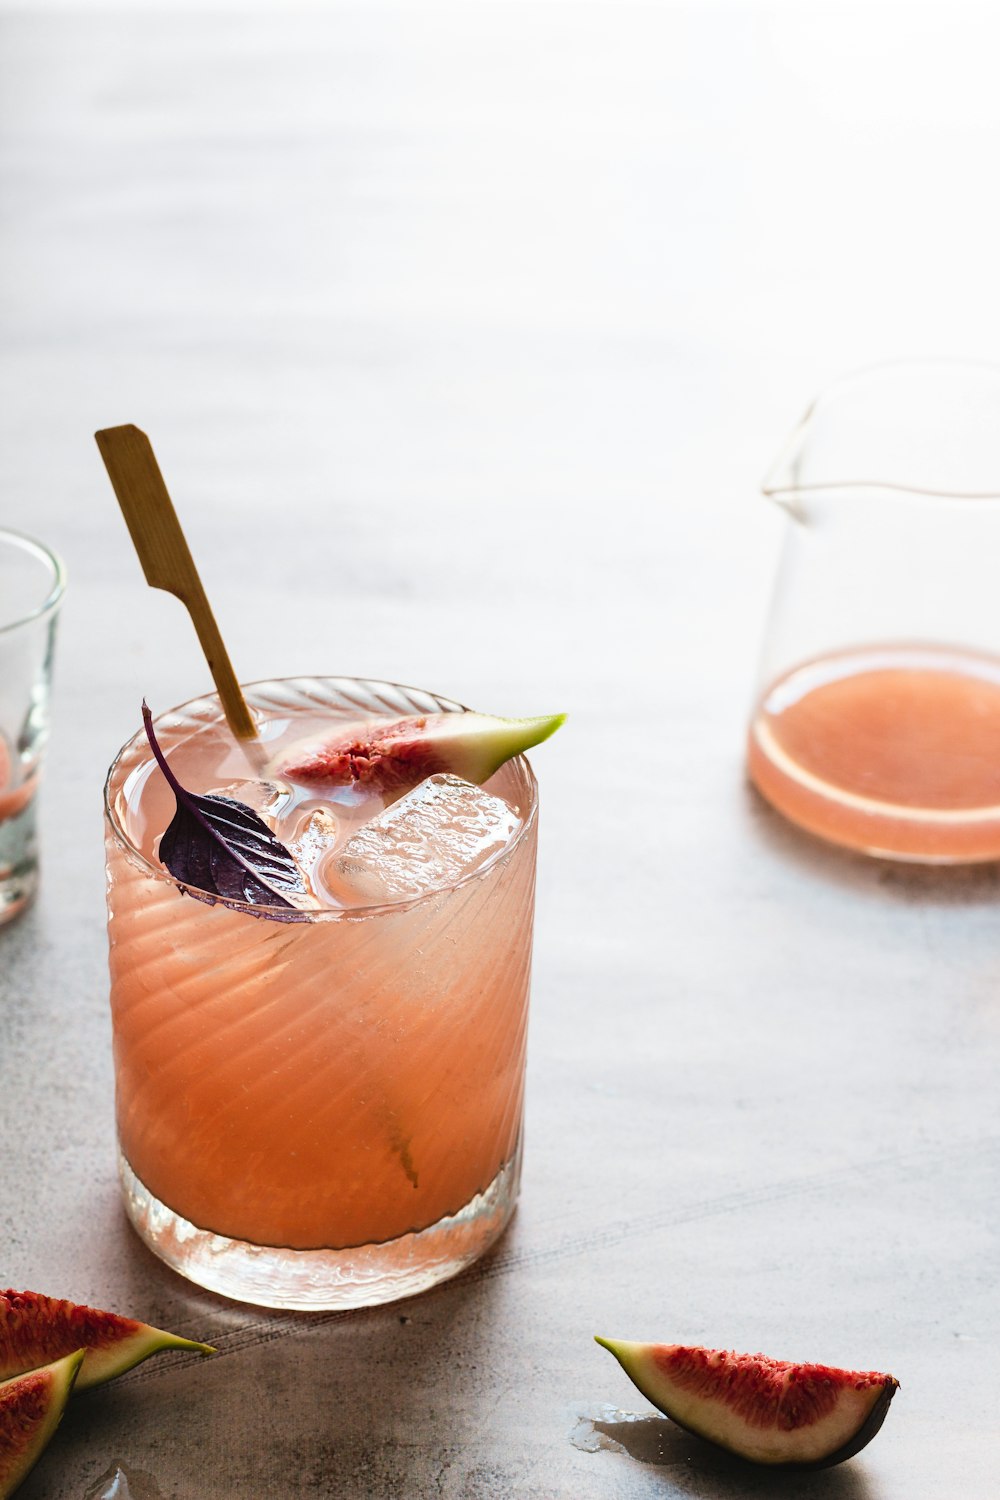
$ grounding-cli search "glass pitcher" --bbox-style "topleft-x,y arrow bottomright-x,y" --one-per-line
748,360 -> 1000,863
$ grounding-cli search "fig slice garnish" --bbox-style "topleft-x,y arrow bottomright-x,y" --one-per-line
278,710 -> 565,792
595,1338 -> 898,1469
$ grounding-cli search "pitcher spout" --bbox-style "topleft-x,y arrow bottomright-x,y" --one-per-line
762,399 -> 816,520
763,360 -> 1000,513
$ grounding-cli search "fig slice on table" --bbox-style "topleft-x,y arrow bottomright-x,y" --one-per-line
595,1338 -> 898,1469
0,1349 -> 83,1498
278,710 -> 565,792
0,1291 -> 214,1393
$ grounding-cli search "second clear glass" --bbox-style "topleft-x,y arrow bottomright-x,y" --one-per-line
0,528 -> 65,922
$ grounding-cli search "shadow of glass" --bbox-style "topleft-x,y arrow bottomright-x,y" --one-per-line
745,780 -> 1000,909
571,1407 -> 875,1499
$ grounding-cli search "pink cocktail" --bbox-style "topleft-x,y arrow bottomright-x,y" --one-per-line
104,677 -> 539,1310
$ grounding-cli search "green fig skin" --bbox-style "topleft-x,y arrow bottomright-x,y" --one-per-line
0,1291 -> 214,1393
278,710 -> 566,791
595,1337 -> 898,1470
0,1350 -> 83,1499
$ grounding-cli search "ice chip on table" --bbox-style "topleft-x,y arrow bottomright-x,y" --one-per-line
84,1464 -> 166,1500
335,773 -> 520,904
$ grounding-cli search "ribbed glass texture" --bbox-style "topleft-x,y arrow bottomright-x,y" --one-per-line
104,678 -> 538,1308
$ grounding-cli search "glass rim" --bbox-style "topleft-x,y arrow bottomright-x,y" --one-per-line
0,527 -> 67,634
762,357 -> 1000,502
103,675 -> 540,922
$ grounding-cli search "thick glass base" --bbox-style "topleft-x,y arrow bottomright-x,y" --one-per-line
118,1141 -> 522,1311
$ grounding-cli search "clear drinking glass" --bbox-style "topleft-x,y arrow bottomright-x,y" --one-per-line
748,360 -> 1000,862
0,529 -> 65,922
104,678 -> 538,1310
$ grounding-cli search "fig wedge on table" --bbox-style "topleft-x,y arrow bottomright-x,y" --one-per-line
595,1338 -> 898,1469
0,1350 -> 83,1498
0,1291 -> 214,1392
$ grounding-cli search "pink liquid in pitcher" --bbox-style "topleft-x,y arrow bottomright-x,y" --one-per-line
747,645 -> 1000,862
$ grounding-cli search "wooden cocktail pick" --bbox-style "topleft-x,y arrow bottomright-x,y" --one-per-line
95,423 -> 258,740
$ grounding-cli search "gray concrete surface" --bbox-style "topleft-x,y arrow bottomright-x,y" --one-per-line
1,4 -> 998,1495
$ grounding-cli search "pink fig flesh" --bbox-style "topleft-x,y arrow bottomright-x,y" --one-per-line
0,1350 -> 83,1498
278,710 -> 565,792
595,1339 -> 898,1468
0,1291 -> 214,1393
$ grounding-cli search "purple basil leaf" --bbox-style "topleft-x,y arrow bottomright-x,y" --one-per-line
142,702 -> 305,911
